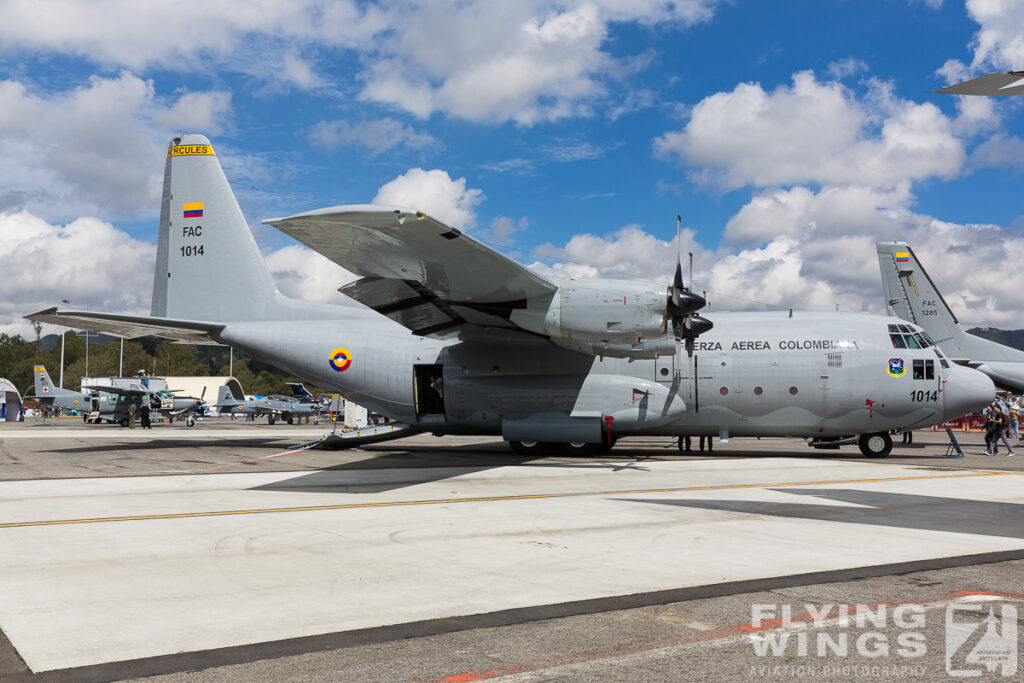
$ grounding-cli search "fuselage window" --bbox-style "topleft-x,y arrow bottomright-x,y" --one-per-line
754,386 -> 763,395
789,386 -> 798,395
912,359 -> 935,380
891,334 -> 907,348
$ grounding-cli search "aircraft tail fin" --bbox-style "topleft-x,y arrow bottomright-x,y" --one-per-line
153,134 -> 292,322
285,382 -> 311,398
32,365 -> 75,398
216,385 -> 239,407
875,242 -> 967,356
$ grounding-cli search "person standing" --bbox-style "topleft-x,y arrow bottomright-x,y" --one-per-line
1010,404 -> 1020,440
139,401 -> 151,429
992,404 -> 1016,456
983,404 -> 999,455
127,401 -> 137,429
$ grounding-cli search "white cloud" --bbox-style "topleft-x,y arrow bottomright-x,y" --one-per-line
710,184 -> 1024,325
654,72 -> 964,190
0,210 -> 154,337
0,1 -> 721,124
478,215 -> 530,245
309,118 -> 439,155
0,1 -> 386,90
827,57 -> 868,80
0,210 -> 375,336
0,72 -> 232,221
372,168 -> 484,229
524,186 -> 1024,328
966,0 -> 1024,70
970,131 -> 1024,170
264,245 -> 361,306
528,224 -> 712,283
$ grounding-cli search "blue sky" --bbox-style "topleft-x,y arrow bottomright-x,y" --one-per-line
2,0 -> 1024,336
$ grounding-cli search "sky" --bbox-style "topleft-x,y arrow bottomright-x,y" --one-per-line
2,0 -> 1024,338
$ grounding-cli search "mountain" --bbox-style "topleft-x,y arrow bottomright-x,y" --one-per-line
967,328 -> 1024,352
39,332 -> 119,352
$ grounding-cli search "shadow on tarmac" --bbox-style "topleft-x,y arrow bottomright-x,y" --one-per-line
618,487 -> 1024,539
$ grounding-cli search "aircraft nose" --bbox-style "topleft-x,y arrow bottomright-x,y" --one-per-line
944,365 -> 995,421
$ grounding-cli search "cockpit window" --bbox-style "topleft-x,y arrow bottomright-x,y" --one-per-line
888,324 -> 930,349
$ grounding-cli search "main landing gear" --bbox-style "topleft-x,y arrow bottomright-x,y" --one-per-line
508,439 -> 617,456
858,432 -> 892,458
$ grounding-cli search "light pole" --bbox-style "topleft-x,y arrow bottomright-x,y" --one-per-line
59,298 -> 69,388
119,338 -> 124,377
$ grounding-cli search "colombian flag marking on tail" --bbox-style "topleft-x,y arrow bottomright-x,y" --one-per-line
183,202 -> 204,218
894,252 -> 910,263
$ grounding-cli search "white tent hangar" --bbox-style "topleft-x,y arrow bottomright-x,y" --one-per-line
0,378 -> 23,422
164,377 -> 243,403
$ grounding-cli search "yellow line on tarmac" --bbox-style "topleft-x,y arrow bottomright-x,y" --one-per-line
0,470 -> 1018,529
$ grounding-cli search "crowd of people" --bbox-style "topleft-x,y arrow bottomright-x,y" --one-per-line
983,401 -> 1017,456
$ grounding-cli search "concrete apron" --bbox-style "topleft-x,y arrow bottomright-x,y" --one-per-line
0,457 -> 1021,671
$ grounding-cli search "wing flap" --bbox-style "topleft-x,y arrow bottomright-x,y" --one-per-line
25,308 -> 225,345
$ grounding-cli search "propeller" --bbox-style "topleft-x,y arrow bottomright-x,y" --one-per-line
664,216 -> 713,357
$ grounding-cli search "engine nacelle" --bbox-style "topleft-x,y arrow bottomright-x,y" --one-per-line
510,278 -> 667,346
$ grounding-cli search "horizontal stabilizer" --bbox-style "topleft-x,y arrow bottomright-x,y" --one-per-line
25,308 -> 224,345
933,71 -> 1024,96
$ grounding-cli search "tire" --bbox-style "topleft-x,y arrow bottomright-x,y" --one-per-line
858,432 -> 892,458
120,417 -> 129,428
186,417 -> 195,427
560,441 -> 601,456
287,417 -> 294,425
509,440 -> 549,455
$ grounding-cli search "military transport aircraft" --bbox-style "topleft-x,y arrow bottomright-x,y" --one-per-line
26,135 -> 995,457
30,365 -> 202,426
214,385 -> 319,424
877,241 -> 1024,393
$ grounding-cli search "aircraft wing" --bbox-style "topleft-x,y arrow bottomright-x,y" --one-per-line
264,205 -> 557,336
82,385 -> 148,398
24,308 -> 225,345
933,71 -> 1024,96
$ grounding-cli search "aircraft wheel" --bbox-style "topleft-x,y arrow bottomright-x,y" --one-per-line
559,441 -> 601,456
858,432 -> 892,458
120,417 -> 129,428
509,440 -> 549,455
186,417 -> 195,427
268,417 -> 275,425
287,417 -> 294,425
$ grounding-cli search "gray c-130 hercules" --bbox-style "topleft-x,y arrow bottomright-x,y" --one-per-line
26,135 -> 994,457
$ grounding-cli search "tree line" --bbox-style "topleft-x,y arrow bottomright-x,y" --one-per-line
0,333 -> 325,399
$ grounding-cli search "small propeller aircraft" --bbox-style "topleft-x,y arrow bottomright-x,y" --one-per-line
214,385 -> 320,424
26,135 -> 994,457
28,366 -> 203,426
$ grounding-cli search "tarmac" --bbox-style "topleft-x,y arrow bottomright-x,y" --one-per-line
0,420 -> 1021,681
